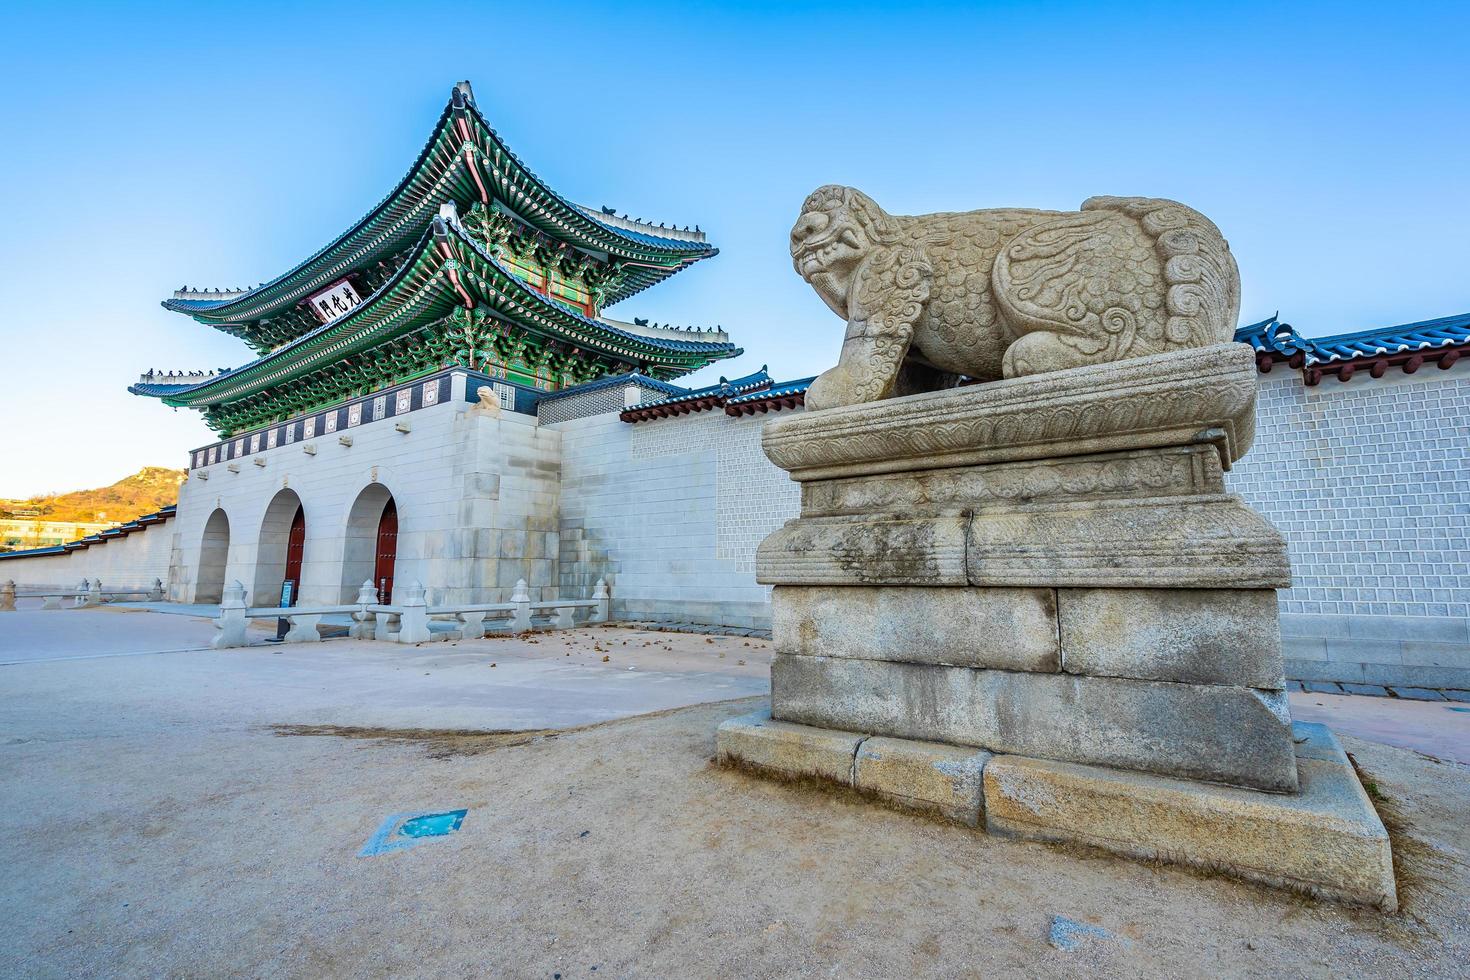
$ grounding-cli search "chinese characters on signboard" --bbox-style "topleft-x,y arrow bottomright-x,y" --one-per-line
307,280 -> 364,323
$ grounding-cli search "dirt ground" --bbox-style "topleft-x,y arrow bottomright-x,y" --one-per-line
4,665 -> 1468,977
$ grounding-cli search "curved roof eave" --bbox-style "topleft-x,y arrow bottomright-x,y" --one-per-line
146,224 -> 449,407
444,219 -> 738,357
1234,311 -> 1470,367
161,83 -> 717,326
136,218 -> 739,409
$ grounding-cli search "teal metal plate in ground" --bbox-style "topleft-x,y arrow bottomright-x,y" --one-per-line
359,808 -> 469,856
399,810 -> 467,838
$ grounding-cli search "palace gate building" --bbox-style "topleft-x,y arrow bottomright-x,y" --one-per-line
2,82 -> 1466,691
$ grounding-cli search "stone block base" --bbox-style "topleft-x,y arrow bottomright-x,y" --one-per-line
716,711 -> 1395,909
771,653 -> 1298,792
717,711 -> 990,825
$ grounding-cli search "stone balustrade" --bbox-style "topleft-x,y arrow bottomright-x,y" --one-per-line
1,577 -> 164,610
211,577 -> 610,648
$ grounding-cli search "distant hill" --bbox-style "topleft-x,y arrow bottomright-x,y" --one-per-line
0,467 -> 186,524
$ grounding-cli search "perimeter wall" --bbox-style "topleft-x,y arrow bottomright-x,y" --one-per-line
1227,368 -> 1470,688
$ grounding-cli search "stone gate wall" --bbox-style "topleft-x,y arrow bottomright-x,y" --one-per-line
5,360 -> 1466,689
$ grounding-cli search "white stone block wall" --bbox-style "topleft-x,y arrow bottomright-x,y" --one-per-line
0,519 -> 173,591
165,383 -> 563,608
1227,368 -> 1470,687
553,406 -> 803,628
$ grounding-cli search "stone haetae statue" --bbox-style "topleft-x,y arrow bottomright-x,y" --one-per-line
720,182 -> 1396,908
790,185 -> 1240,410
470,385 -> 501,417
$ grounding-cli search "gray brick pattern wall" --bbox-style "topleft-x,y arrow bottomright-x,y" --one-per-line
538,380 -> 680,425
630,407 -> 802,573
550,406 -> 804,628
1227,369 -> 1470,688
538,385 -> 629,425
710,414 -> 801,573
1228,372 -> 1470,620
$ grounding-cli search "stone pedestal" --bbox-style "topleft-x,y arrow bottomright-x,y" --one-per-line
721,344 -> 1395,906
756,343 -> 1295,792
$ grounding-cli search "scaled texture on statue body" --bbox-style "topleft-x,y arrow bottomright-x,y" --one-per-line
790,185 -> 1241,410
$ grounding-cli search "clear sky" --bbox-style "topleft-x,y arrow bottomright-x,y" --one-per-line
0,0 -> 1465,497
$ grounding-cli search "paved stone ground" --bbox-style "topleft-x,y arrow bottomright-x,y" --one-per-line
0,606 -> 771,729
624,620 -> 774,640
1290,690 -> 1470,765
1289,678 -> 1470,702
2,606 -> 1469,976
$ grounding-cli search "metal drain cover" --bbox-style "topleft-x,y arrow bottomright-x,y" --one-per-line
359,809 -> 468,856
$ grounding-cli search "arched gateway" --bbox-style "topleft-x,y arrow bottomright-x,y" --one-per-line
254,488 -> 305,607
196,508 -> 230,603
341,484 -> 397,603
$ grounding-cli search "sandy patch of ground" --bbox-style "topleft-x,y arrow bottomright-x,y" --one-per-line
3,609 -> 1467,976
3,698 -> 1466,977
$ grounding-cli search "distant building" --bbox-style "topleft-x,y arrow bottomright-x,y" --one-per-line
125,80 -> 753,615
0,519 -> 114,552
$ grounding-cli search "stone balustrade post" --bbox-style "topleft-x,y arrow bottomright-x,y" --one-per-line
592,578 -> 610,624
149,578 -> 164,602
511,578 -> 532,633
457,609 -> 487,639
0,580 -> 15,612
213,580 -> 249,649
396,580 -> 432,644
75,579 -> 90,607
283,613 -> 322,643
349,580 -> 377,639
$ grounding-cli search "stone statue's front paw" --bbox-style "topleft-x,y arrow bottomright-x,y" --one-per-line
804,366 -> 856,412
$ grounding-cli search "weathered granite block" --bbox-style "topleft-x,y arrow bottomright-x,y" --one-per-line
760,345 -> 1259,481
756,515 -> 968,586
799,444 -> 1223,518
716,710 -> 990,824
984,723 -> 1395,909
771,654 -> 1297,792
853,736 -> 990,826
715,709 -> 861,783
962,496 -> 1289,589
754,344 -> 1304,790
772,585 -> 1058,672
717,710 -> 1390,908
1056,588 -> 1285,688
761,498 -> 1288,589
756,348 -> 1289,592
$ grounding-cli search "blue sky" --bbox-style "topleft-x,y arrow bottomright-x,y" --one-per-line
0,0 -> 1465,497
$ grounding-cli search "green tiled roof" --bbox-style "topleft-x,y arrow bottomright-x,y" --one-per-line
162,81 -> 717,351
133,210 -> 739,422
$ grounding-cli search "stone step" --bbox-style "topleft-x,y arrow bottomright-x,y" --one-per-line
771,653 -> 1298,792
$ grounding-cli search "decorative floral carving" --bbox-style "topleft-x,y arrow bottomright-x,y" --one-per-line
764,345 -> 1259,478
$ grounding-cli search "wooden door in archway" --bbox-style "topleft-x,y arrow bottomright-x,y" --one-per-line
283,506 -> 305,606
374,499 -> 398,604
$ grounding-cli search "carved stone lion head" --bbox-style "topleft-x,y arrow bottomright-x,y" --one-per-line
790,185 -> 895,318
